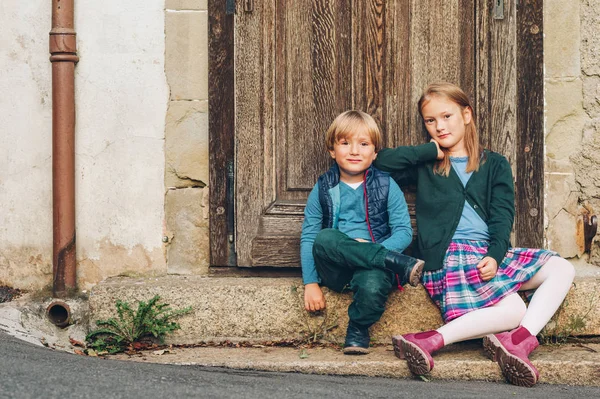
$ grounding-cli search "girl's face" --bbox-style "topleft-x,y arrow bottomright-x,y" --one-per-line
421,96 -> 472,155
329,130 -> 377,184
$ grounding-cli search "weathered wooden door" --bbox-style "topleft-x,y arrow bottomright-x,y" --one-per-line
209,0 -> 543,267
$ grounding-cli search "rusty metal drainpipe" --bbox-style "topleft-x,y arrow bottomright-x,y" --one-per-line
50,0 -> 78,298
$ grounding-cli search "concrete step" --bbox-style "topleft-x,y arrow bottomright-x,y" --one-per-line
109,340 -> 600,386
88,275 -> 600,344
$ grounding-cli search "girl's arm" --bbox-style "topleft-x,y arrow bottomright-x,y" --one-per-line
379,178 -> 413,252
374,142 -> 440,186
300,183 -> 323,285
485,156 -> 516,265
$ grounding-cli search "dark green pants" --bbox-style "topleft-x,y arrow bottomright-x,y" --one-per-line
313,228 -> 394,327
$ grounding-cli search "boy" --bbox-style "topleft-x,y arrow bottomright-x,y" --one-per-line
301,110 -> 424,354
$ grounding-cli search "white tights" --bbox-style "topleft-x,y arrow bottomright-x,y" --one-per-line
437,256 -> 575,345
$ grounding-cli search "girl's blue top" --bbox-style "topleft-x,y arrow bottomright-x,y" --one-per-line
450,156 -> 490,241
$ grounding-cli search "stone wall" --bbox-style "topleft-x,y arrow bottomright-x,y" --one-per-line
544,0 -> 600,265
164,1 -> 211,275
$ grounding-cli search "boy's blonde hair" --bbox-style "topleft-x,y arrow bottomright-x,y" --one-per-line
325,110 -> 383,152
418,82 -> 482,176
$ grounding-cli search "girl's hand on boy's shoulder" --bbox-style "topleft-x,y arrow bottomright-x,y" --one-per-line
354,238 -> 369,243
430,139 -> 444,160
476,256 -> 498,281
304,283 -> 326,312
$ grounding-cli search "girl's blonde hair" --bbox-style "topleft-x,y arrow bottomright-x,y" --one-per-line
418,82 -> 482,176
325,110 -> 383,152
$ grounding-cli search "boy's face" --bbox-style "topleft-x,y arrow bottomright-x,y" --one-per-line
329,131 -> 377,184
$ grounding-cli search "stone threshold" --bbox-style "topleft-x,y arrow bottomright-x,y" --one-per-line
88,275 -> 600,344
110,340 -> 600,386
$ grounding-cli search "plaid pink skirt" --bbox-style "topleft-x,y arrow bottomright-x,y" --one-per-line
422,240 -> 557,323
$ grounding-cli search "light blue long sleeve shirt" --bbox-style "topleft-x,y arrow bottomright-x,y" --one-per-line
300,178 -> 413,285
450,156 -> 490,241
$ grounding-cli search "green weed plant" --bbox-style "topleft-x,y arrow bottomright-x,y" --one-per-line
86,295 -> 192,354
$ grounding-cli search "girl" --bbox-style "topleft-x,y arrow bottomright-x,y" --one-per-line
374,82 -> 575,387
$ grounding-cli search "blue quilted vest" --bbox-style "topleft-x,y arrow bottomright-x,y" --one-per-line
317,164 -> 391,243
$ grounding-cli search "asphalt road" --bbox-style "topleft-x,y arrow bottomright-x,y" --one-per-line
1,332 -> 599,399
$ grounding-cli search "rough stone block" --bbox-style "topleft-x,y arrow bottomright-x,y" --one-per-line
546,209 -> 579,258
583,75 -> 600,118
545,79 -> 587,160
165,100 -> 209,187
165,188 -> 210,275
88,275 -> 600,344
166,1 -> 207,10
581,0 -> 600,75
544,0 -> 581,77
165,11 -> 208,100
544,163 -> 578,225
572,120 -> 600,200
545,79 -> 584,134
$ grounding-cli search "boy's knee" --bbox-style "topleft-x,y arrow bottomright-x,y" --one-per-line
354,270 -> 392,298
314,228 -> 343,249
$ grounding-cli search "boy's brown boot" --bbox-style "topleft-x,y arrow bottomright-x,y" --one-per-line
392,330 -> 444,375
383,251 -> 424,286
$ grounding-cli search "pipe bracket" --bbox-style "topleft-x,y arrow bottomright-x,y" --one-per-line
50,32 -> 77,54
50,53 -> 80,63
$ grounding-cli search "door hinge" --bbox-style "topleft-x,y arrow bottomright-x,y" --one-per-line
493,0 -> 504,20
226,160 -> 237,265
226,0 -> 235,15
226,0 -> 254,14
226,161 -> 235,244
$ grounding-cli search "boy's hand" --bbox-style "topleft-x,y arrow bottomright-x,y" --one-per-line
304,283 -> 326,312
431,139 -> 444,160
477,256 -> 498,281
354,238 -> 368,242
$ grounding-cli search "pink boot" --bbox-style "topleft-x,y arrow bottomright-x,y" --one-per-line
488,326 -> 540,387
392,331 -> 444,375
482,331 -> 510,361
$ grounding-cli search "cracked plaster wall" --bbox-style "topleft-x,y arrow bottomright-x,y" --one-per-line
0,1 -> 168,291
545,0 -> 600,264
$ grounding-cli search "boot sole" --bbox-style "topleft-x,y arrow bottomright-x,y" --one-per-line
496,345 -> 538,387
482,334 -> 501,362
408,260 -> 425,287
343,346 -> 370,355
396,336 -> 433,375
392,335 -> 405,359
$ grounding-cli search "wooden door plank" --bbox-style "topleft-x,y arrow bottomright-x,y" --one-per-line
476,0 -> 517,165
383,0 -> 412,146
235,2 -> 266,266
515,0 -> 544,248
282,0 -> 318,191
352,0 -> 386,128
409,0 -> 475,140
208,0 -> 235,266
262,0 -> 276,210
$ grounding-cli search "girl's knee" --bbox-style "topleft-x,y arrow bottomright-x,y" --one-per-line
499,293 -> 526,327
548,256 -> 576,282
